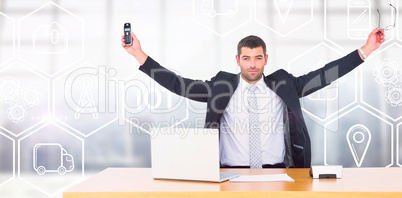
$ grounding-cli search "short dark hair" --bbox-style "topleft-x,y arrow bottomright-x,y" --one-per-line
237,35 -> 266,58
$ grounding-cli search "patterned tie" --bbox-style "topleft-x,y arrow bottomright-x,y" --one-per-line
247,84 -> 262,169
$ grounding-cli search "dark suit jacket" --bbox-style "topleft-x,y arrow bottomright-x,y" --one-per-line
139,50 -> 364,168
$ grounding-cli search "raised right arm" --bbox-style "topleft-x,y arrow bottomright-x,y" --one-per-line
121,32 -> 212,102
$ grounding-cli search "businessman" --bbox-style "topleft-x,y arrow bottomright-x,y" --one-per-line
121,28 -> 385,168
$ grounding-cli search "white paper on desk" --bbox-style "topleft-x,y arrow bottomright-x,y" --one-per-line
230,174 -> 294,182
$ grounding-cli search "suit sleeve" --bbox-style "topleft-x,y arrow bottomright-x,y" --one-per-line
293,50 -> 364,98
138,56 -> 213,102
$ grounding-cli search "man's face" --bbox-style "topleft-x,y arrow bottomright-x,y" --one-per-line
236,46 -> 268,84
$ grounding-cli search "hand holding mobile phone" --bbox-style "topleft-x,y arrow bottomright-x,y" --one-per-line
124,23 -> 132,46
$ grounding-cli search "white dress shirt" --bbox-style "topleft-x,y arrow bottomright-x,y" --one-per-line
219,75 -> 286,166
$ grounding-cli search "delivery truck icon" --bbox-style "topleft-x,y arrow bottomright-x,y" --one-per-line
202,0 -> 238,18
33,143 -> 74,175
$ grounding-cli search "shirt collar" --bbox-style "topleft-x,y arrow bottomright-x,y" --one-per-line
239,74 -> 266,94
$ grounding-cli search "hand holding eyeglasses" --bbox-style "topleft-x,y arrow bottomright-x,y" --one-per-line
357,3 -> 396,60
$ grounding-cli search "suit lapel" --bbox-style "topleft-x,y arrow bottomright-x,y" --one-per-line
264,73 -> 292,107
232,74 -> 240,91
214,74 -> 239,112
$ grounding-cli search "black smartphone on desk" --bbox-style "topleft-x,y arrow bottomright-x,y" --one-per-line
124,23 -> 132,45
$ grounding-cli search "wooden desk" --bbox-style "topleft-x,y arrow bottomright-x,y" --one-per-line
64,167 -> 402,198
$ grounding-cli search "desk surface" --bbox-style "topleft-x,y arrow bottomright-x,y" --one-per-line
64,167 -> 402,198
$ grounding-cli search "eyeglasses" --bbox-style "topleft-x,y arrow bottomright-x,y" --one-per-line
377,4 -> 397,31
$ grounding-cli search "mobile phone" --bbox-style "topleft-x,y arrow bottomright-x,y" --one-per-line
347,0 -> 371,40
124,23 -> 132,45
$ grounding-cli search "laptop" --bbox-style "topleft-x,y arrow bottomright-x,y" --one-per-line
150,128 -> 240,182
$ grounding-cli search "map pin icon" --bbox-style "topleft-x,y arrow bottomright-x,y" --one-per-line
274,0 -> 294,22
346,124 -> 371,167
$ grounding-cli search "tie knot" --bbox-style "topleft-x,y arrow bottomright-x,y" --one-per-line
247,85 -> 258,93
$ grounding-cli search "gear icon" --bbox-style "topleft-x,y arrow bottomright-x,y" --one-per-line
7,103 -> 28,123
22,87 -> 41,107
373,58 -> 401,87
385,85 -> 402,107
0,77 -> 21,103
